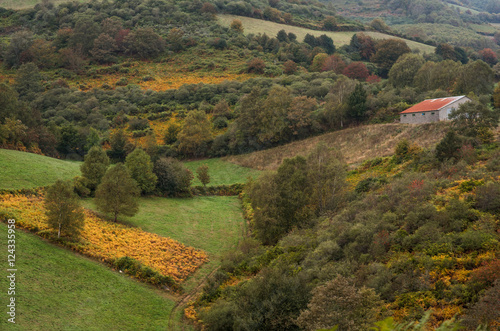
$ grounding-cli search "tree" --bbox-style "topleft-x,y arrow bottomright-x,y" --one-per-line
322,16 -> 337,31
85,128 -> 100,152
247,57 -> 265,73
196,164 -> 210,187
324,76 -> 356,128
70,17 -> 100,55
177,110 -> 212,157
347,83 -> 367,121
414,60 -> 460,92
342,62 -> 370,80
435,130 -> 463,162
306,143 -> 347,215
164,123 -> 181,145
310,53 -> 329,72
91,33 -> 118,64
371,39 -> 411,76
0,83 -> 19,123
370,18 -> 390,32
322,54 -> 346,73
449,99 -> 499,138
3,30 -> 34,68
45,180 -> 85,239
258,86 -> 291,144
124,28 -> 165,59
283,60 -> 298,75
57,125 -> 83,156
80,146 -> 110,192
479,48 -> 498,65
125,148 -> 157,194
388,53 -> 425,87
230,19 -> 244,33
15,62 -> 43,100
108,129 -> 128,162
454,60 -> 494,96
249,156 -> 312,244
153,157 -> 193,196
95,163 -> 140,222
296,276 -> 383,331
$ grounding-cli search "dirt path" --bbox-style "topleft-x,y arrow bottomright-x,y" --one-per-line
168,266 -> 220,330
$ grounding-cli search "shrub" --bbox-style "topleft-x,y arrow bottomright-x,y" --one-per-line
153,157 -> 193,196
247,58 -> 265,74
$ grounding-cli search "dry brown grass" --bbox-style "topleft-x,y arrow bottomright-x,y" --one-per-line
224,123 -> 451,170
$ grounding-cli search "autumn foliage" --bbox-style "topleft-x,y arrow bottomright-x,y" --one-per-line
0,194 -> 208,284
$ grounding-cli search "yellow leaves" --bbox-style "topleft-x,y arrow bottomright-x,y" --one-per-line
0,194 -> 208,283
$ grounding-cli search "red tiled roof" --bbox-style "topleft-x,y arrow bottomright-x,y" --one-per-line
400,96 -> 465,114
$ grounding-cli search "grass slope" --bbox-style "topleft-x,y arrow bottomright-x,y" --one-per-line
0,223 -> 174,330
82,196 -> 246,291
218,14 -> 435,53
0,149 -> 81,190
225,122 -> 451,170
184,158 -> 260,186
0,0 -> 86,9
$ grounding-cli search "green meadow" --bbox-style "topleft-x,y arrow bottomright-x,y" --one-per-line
0,223 -> 175,330
218,14 -> 436,53
184,158 -> 260,186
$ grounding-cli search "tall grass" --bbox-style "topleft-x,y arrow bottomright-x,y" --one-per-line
225,122 -> 451,170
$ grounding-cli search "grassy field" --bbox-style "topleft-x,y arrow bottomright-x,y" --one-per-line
82,195 -> 246,291
218,14 -> 435,53
447,3 -> 481,14
0,0 -> 86,9
0,223 -> 175,330
225,122 -> 452,170
0,149 -> 81,190
184,158 -> 260,186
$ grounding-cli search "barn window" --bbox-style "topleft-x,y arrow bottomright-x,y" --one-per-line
422,113 -> 425,115
431,112 -> 435,115
403,114 -> 407,117
412,114 -> 416,117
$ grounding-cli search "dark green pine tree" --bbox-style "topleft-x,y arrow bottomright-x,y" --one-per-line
347,83 -> 367,122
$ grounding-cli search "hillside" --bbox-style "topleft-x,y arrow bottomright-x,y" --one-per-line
0,149 -> 81,190
218,14 -> 436,53
225,122 -> 452,170
0,223 -> 175,330
0,0 -> 80,9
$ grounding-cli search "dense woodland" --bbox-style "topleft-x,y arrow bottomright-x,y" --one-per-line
0,0 -> 500,329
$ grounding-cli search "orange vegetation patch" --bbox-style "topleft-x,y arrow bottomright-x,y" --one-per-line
0,194 -> 208,283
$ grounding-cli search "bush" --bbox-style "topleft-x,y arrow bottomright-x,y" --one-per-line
113,256 -> 179,290
153,157 -> 193,196
247,58 -> 265,74
128,118 -> 150,131
212,116 -> 228,129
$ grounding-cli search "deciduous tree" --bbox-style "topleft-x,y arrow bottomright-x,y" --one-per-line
125,148 -> 157,194
388,53 -> 425,87
153,157 -> 193,196
95,163 -> 140,222
177,110 -> 212,157
45,180 -> 85,239
371,39 -> 411,76
196,164 -> 210,187
80,146 -> 110,192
